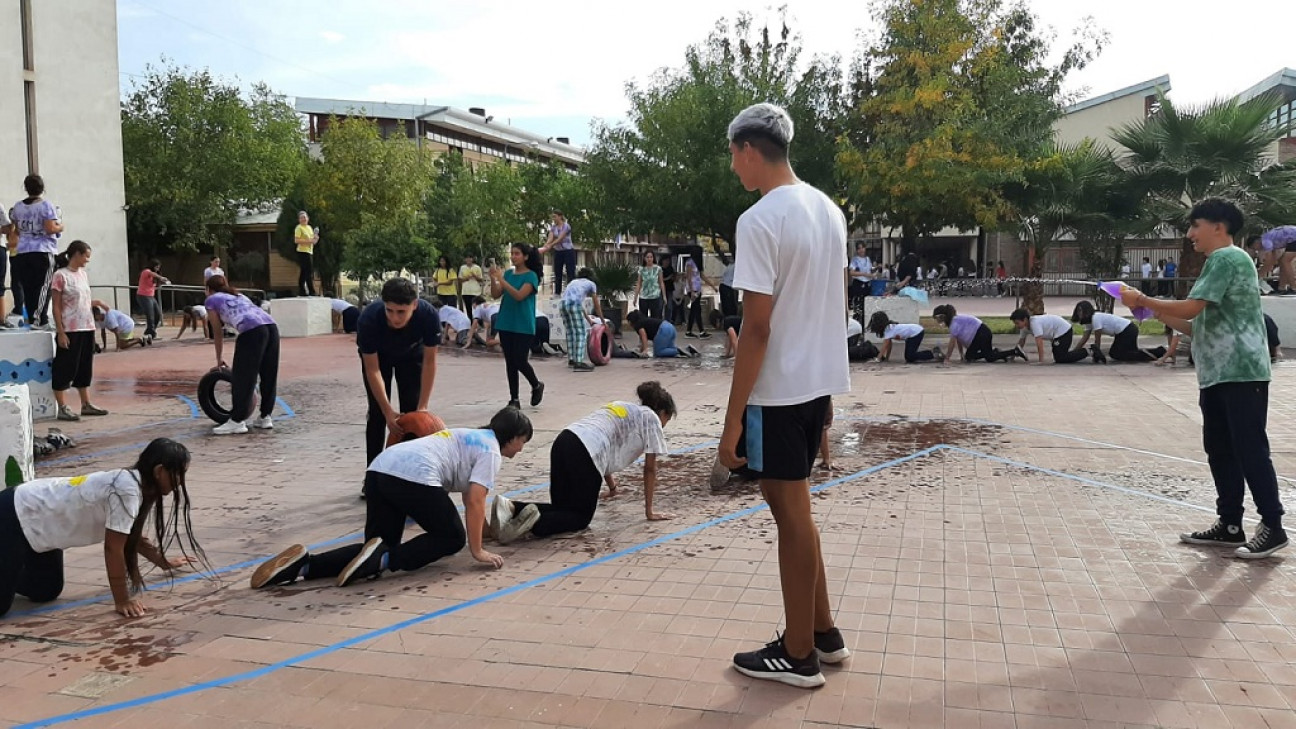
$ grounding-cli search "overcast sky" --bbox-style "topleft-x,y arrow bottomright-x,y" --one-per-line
117,0 -> 1293,147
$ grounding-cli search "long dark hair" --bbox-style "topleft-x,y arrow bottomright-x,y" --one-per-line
932,304 -> 957,327
513,243 -> 543,274
485,406 -> 533,444
437,255 -> 452,271
124,438 -> 210,592
641,251 -> 657,266
1071,300 -> 1095,325
637,380 -> 676,418
867,311 -> 892,338
54,240 -> 91,270
205,274 -> 238,296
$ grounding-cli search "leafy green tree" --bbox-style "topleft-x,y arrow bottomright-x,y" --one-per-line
121,63 -> 305,258
583,12 -> 845,259
1113,92 -> 1296,278
839,0 -> 1103,251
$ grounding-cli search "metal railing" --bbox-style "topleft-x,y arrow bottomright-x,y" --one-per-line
94,284 -> 267,326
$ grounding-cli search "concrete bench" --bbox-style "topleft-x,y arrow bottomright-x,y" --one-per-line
0,330 -> 56,421
1262,297 -> 1295,348
862,296 -> 922,334
0,383 -> 35,485
269,297 -> 332,338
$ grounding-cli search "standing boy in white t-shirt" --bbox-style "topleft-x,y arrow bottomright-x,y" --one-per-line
718,103 -> 852,689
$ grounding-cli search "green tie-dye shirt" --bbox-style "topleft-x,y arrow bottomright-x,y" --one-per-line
1187,245 -> 1270,389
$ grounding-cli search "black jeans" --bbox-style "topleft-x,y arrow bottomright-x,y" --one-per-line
230,323 -> 280,423
497,330 -> 539,401
136,294 -> 162,337
362,350 -> 424,465
964,324 -> 1013,362
638,297 -> 663,320
686,295 -> 704,333
297,252 -> 315,296
14,251 -> 54,326
1051,330 -> 1088,363
903,331 -> 934,363
719,284 -> 739,318
1108,326 -> 1156,362
519,430 -> 603,537
460,294 -> 476,315
1200,382 -> 1285,528
1,489 -> 65,616
307,472 -> 466,578
552,249 -> 577,294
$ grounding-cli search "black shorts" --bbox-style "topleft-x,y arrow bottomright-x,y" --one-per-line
1286,241 -> 1296,254
52,330 -> 96,391
724,315 -> 743,335
736,395 -> 832,481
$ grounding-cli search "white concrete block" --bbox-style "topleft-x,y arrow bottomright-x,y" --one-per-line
269,297 -> 333,338
0,383 -> 35,486
862,297 -> 921,331
545,299 -> 566,344
0,330 -> 57,420
1262,297 -> 1295,347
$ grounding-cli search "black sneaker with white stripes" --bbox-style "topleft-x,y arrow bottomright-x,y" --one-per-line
1235,523 -> 1288,559
1180,520 -> 1245,546
732,634 -> 825,688
814,627 -> 850,664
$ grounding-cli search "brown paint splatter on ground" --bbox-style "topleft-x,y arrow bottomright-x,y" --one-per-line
843,418 -> 1004,459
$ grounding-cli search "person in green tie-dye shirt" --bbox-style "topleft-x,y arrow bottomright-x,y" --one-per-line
1122,198 -> 1286,559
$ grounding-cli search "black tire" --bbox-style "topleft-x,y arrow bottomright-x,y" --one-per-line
197,368 -> 235,424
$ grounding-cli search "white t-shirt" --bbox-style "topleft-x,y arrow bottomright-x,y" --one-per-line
189,305 -> 207,320
203,266 -> 224,281
882,323 -> 923,340
850,255 -> 873,278
330,298 -> 353,313
847,318 -> 862,340
733,183 -> 850,406
368,428 -> 502,494
97,309 -> 135,335
721,263 -> 736,287
1141,262 -> 1152,278
566,402 -> 668,476
1120,263 -> 1131,276
1029,315 -> 1073,340
473,302 -> 499,321
1087,312 -> 1132,336
561,278 -> 598,305
439,305 -> 470,332
14,469 -> 143,553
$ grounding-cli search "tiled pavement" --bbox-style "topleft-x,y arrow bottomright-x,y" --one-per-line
3,326 -> 1296,728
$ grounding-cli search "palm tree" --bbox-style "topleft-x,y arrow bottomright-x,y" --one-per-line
1112,92 -> 1296,279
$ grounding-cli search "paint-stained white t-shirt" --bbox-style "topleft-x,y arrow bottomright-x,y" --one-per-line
566,402 -> 667,476
438,305 -> 470,332
368,428 -> 502,494
1029,315 -> 1073,340
14,469 -> 143,553
882,323 -> 923,341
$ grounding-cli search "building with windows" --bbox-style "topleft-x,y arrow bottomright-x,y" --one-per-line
0,0 -> 130,305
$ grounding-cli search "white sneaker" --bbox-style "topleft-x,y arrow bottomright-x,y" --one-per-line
498,503 -> 540,545
213,419 -> 248,435
251,415 -> 274,430
490,495 -> 514,540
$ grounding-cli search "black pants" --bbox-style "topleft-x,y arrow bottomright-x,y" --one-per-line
1200,382 -> 1285,528
0,489 -> 64,616
341,306 -> 360,334
52,330 -> 96,391
1051,330 -> 1088,363
639,297 -> 663,320
552,249 -> 577,294
460,294 -> 476,315
136,294 -> 161,337
362,350 -> 424,465
519,430 -> 603,537
230,323 -> 279,422
719,284 -> 738,318
297,252 -> 315,296
497,330 -> 539,401
1264,313 -> 1279,353
903,331 -> 934,363
1108,326 -> 1156,362
14,252 -> 54,326
307,472 -> 466,578
686,295 -> 703,333
964,324 -> 1014,362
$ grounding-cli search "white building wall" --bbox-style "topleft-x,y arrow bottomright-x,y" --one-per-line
0,0 -> 129,310
1053,92 -> 1151,151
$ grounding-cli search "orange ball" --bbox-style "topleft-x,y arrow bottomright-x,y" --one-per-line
386,411 -> 448,446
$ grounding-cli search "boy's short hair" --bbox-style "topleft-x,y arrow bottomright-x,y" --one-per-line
1188,198 -> 1244,235
1009,308 -> 1030,322
380,277 -> 419,305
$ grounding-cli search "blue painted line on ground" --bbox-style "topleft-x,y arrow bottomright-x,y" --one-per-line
175,394 -> 201,419
15,445 -> 939,728
274,397 -> 295,418
6,439 -> 721,619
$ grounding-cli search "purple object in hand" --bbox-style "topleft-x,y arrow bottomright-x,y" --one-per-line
1098,281 -> 1154,322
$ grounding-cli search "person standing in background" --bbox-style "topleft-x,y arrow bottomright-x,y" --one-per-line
458,255 -> 484,315
50,241 -> 108,421
136,260 -> 169,339
539,211 -> 576,295
660,256 -> 677,323
203,255 -> 224,282
293,211 -> 318,296
0,205 -> 11,327
11,174 -> 63,328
